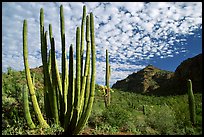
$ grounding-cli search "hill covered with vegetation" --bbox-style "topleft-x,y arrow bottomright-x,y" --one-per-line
112,53 -> 202,96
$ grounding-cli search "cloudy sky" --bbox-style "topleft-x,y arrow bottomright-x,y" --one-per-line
2,2 -> 202,86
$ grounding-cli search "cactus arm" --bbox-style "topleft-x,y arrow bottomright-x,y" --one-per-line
80,5 -> 86,78
64,55 -> 69,114
69,27 -> 81,132
109,65 -> 111,79
90,12 -> 96,103
48,49 -> 52,75
23,85 -> 36,129
106,49 -> 109,88
187,79 -> 196,125
49,24 -> 62,95
44,38 -> 52,124
60,5 -> 66,125
82,56 -> 91,116
50,37 -> 60,125
76,27 -> 81,108
82,15 -> 91,114
78,14 -> 91,116
60,4 -> 66,99
64,44 -> 75,132
105,49 -> 111,107
23,20 -> 49,128
40,8 -> 50,121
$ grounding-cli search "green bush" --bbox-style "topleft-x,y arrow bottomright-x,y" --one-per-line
145,104 -> 177,134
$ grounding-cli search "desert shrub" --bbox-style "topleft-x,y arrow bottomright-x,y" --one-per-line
145,104 -> 177,134
101,103 -> 137,132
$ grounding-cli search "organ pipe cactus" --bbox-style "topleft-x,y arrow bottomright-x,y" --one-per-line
22,5 -> 96,135
187,79 -> 196,125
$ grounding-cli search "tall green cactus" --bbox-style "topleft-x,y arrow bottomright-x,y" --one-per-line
187,79 -> 196,125
23,5 -> 96,135
104,49 -> 111,107
81,5 -> 86,79
23,20 -> 49,128
60,5 -> 68,126
23,85 -> 36,129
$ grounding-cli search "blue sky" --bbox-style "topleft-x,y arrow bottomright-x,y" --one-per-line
2,2 -> 202,86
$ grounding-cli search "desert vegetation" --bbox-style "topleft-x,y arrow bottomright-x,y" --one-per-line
2,67 -> 202,135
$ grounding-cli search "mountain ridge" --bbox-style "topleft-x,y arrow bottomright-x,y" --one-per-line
112,53 -> 202,96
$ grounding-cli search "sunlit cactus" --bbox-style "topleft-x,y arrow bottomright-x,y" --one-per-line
22,5 -> 96,135
23,19 -> 50,128
23,85 -> 36,129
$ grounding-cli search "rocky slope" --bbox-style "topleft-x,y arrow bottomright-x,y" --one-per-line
174,53 -> 202,94
112,53 -> 202,96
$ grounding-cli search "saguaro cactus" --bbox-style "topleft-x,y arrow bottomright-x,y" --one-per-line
23,5 -> 96,135
187,79 -> 196,125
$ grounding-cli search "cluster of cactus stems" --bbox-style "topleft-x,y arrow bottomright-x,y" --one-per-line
187,79 -> 196,126
23,5 -> 96,135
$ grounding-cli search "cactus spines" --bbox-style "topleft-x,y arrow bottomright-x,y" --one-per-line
187,79 -> 196,125
23,20 -> 49,128
23,85 -> 36,129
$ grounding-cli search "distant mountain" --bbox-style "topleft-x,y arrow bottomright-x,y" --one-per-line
112,53 -> 202,96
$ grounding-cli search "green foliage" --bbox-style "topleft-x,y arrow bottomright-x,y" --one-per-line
145,105 -> 177,134
86,89 -> 202,135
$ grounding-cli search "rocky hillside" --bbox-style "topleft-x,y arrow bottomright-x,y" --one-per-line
112,53 -> 202,96
174,53 -> 202,93
112,65 -> 174,94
